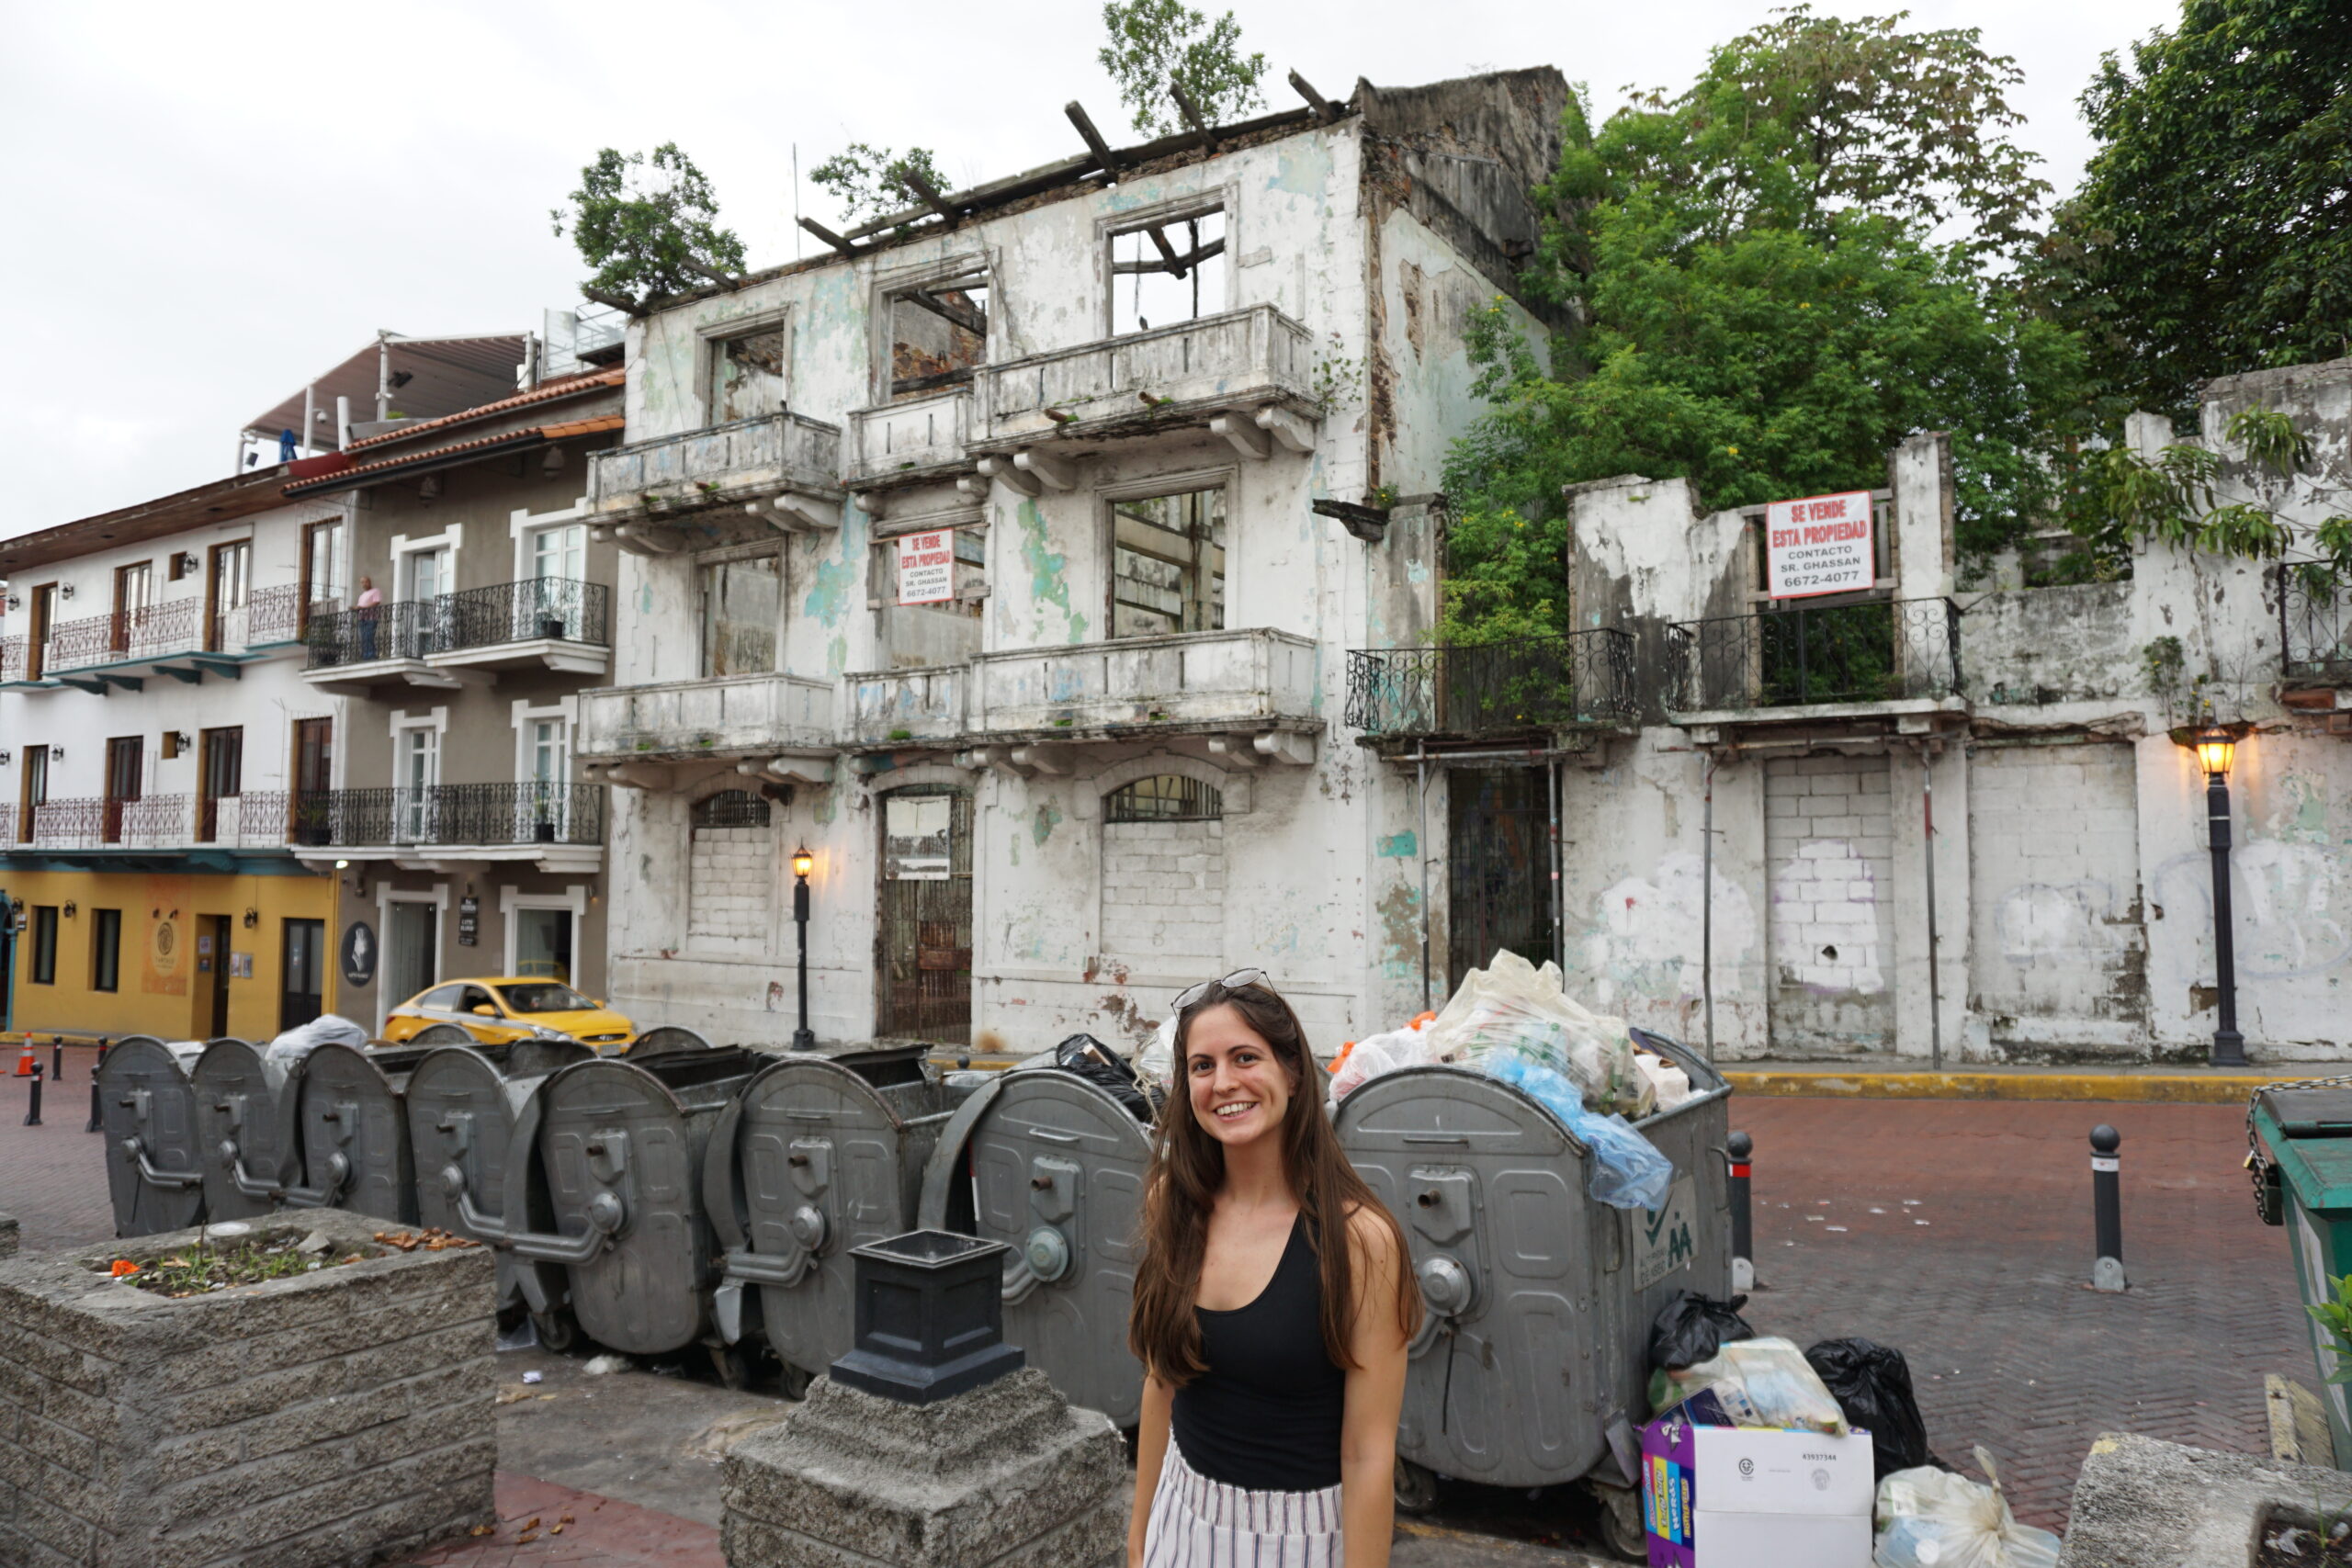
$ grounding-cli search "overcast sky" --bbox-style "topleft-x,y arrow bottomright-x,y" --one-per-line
0,0 -> 2180,539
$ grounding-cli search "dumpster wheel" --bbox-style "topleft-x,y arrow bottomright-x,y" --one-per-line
1586,1481 -> 1645,1563
708,1343 -> 753,1392
1393,1457 -> 1439,1516
776,1361 -> 814,1402
530,1306 -> 578,1354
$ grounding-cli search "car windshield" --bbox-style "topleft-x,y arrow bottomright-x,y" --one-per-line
498,983 -> 593,1014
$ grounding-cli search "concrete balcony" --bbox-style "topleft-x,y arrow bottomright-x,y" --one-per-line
575,671 -> 837,786
968,306 -> 1320,470
28,588 -> 304,692
843,389 -> 974,492
1,792 -> 296,870
846,664 -> 969,748
958,627 -> 1321,771
585,412 -> 845,553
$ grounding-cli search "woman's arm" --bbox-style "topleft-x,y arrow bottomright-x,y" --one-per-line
1339,1205 -> 1410,1568
1127,1372 -> 1174,1568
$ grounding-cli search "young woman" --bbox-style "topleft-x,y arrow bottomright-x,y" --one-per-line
1126,970 -> 1422,1568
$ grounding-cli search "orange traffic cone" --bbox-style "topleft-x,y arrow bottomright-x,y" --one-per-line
13,1037 -> 34,1077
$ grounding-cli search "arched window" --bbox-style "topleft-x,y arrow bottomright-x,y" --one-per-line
691,789 -> 771,829
1103,774 -> 1222,824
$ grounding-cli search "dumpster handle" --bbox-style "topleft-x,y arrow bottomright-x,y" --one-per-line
916,1075 -> 1006,1233
221,1136 -> 288,1201
122,1136 -> 205,1190
447,1165 -> 512,1245
276,1150 -> 352,1209
719,1245 -> 815,1291
499,1190 -> 626,1265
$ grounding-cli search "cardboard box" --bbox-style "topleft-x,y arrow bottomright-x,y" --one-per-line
1643,1409 -> 1875,1568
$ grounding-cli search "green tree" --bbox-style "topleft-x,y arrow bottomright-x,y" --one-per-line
551,144 -> 746,310
809,142 -> 948,228
1098,0 -> 1266,137
1442,10 -> 2082,641
2035,0 -> 2352,419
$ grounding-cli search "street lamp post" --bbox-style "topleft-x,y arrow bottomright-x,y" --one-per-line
2194,727 -> 2248,1068
791,844 -> 816,1051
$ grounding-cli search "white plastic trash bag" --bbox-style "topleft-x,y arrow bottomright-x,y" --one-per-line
1328,1017 -> 1435,1105
1136,1016 -> 1177,1092
1657,1336 -> 1849,1434
1426,950 -> 1646,1115
1634,1050 -> 1694,1112
266,1013 -> 368,1066
1873,1450 -> 2060,1568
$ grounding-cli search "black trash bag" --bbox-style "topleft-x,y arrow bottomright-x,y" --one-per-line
1647,1290 -> 1756,1371
1047,1032 -> 1159,1122
1804,1337 -> 1940,1479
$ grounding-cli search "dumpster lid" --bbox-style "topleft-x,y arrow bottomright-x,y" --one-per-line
2257,1086 -> 2352,1135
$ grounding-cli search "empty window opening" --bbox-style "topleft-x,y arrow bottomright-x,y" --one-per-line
709,327 -> 786,423
692,789 -> 773,830
889,276 -> 989,399
1113,487 -> 1226,637
1112,207 -> 1227,333
699,554 -> 781,677
91,909 -> 121,993
1104,775 -> 1223,823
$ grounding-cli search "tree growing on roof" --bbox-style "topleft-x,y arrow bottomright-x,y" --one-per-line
552,144 -> 746,311
1099,0 -> 1266,137
808,143 -> 948,229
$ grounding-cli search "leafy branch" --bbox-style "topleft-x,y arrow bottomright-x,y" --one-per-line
809,142 -> 947,229
2072,407 -> 2352,573
1099,0 -> 1266,136
551,144 -> 746,310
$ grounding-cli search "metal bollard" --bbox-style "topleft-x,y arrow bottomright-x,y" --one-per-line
51,1037 -> 63,1082
2091,1125 -> 2126,1292
23,1063 -> 41,1127
85,1077 -> 102,1134
1727,1131 -> 1754,1292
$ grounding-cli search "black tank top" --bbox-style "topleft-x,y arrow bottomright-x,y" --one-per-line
1170,1212 -> 1347,1491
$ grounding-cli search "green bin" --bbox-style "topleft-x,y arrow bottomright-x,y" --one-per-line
2251,1083 -> 2352,1467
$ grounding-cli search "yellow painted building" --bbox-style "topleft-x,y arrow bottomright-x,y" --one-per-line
3,867 -> 336,1043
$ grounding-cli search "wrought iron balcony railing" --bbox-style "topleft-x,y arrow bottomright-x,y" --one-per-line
1667,597 -> 1962,713
0,636 -> 25,682
13,793 -> 294,852
288,783 -> 605,849
1345,630 -> 1638,739
2279,563 -> 2352,684
44,599 -> 202,671
29,797 -> 106,848
214,583 -> 306,651
306,579 -> 607,669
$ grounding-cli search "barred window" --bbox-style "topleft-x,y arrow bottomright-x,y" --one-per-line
691,789 -> 771,829
1103,775 -> 1222,823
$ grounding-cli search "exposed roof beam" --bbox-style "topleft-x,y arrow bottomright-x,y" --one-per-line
898,288 -> 988,338
1113,237 -> 1227,276
901,170 -> 962,228
1288,70 -> 1341,123
1170,81 -> 1220,152
1065,100 -> 1125,176
798,218 -> 861,258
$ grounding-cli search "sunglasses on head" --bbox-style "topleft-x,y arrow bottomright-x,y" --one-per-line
1173,968 -> 1270,1011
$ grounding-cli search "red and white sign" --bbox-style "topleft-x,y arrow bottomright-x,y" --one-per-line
1764,491 -> 1875,599
896,530 -> 956,606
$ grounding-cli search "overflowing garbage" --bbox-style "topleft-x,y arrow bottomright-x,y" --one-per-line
1641,1294 -> 2057,1566
1323,950 -> 1696,1210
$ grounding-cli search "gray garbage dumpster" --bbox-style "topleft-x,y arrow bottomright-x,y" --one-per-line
406,1038 -> 595,1325
630,1026 -> 714,1057
1332,1029 -> 1731,1558
916,1063 -> 1155,1427
281,1042 -> 428,1222
191,1037 -> 301,1223
96,1036 -> 209,1237
465,1046 -> 764,1359
700,1044 -> 970,1391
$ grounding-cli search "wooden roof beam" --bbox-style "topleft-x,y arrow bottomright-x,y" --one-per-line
1288,70 -> 1341,123
798,218 -> 861,258
1170,81 -> 1220,152
1065,101 -> 1125,177
901,170 -> 962,228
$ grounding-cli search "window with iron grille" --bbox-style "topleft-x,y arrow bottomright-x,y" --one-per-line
1103,775 -> 1222,823
691,789 -> 772,829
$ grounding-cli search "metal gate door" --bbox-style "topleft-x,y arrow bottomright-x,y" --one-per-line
1447,765 -> 1555,995
876,788 -> 972,1044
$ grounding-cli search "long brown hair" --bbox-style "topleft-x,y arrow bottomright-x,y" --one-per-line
1128,979 -> 1422,1385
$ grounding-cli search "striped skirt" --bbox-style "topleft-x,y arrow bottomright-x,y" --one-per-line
1141,1440 -> 1345,1567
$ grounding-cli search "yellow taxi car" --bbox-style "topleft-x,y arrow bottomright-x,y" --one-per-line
379,977 -> 637,1054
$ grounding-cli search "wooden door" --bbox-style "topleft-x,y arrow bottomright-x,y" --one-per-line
201,914 -> 232,1038
198,727 -> 243,842
292,717 -> 333,844
104,737 -> 142,843
28,584 -> 54,680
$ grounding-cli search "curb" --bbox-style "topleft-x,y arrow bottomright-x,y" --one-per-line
1721,1068 -> 2292,1104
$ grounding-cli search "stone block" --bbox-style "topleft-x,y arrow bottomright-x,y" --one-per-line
0,1209 -> 494,1568
2058,1431 -> 2352,1567
0,1211 -> 17,1258
723,1369 -> 1127,1568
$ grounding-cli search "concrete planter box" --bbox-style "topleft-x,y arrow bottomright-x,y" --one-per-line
0,1209 -> 495,1568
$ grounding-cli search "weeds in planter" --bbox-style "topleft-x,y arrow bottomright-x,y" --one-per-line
113,1235 -> 350,1298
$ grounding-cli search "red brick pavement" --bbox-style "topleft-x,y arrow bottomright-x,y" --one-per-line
0,1044 -> 119,1254
404,1474 -> 722,1567
1734,1098 -> 2311,1533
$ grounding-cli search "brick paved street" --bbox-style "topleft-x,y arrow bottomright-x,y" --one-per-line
0,1044 -> 117,1254
1733,1097 -> 2309,1533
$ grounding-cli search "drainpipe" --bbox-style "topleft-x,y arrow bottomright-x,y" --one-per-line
1702,749 -> 1716,1063
1547,759 -> 1563,974
1416,740 -> 1431,1014
335,395 -> 352,451
1916,740 -> 1943,1072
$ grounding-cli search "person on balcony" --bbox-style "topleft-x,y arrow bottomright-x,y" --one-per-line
355,576 -> 382,660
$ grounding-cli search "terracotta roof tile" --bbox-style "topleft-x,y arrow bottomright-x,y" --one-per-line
282,413 -> 626,497
345,367 -> 624,452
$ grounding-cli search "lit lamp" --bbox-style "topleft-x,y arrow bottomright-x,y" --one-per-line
791,844 -> 817,1051
2188,724 -> 2248,1067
